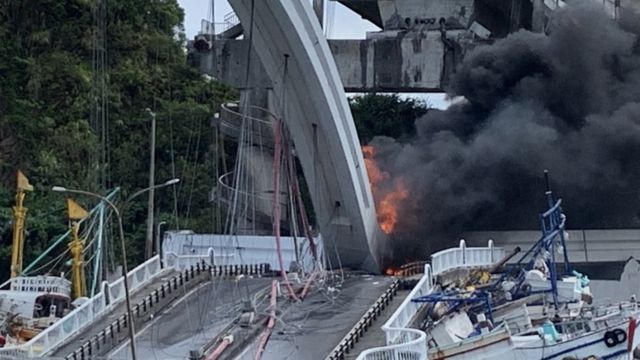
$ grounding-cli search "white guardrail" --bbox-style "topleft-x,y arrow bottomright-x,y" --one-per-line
431,240 -> 505,276
0,255 -> 163,358
357,240 -> 504,360
164,252 -> 216,271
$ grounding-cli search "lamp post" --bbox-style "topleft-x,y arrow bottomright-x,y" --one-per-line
51,186 -> 138,360
145,108 -> 157,260
156,221 -> 167,267
51,178 -> 178,360
124,178 -> 179,208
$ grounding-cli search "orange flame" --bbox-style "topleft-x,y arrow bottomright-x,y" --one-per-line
385,267 -> 402,276
363,145 -> 408,235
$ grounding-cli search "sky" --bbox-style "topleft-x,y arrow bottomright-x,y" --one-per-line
177,0 -> 379,39
176,0 -> 451,109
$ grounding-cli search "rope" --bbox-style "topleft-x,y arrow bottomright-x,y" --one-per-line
283,130 -> 319,264
273,120 -> 299,301
254,280 -> 278,360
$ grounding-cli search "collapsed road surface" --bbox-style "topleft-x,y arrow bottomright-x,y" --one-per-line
234,275 -> 394,360
108,277 -> 272,359
104,274 -> 394,360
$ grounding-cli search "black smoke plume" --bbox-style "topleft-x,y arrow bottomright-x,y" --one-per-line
372,5 -> 640,265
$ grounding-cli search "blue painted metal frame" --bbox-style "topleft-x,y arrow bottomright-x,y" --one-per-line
509,191 -> 572,308
410,191 -> 574,326
412,289 -> 495,323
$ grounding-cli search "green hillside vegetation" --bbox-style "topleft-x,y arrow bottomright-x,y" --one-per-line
0,0 -> 235,280
0,0 -> 428,282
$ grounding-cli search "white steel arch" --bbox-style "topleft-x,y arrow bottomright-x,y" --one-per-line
228,0 -> 385,271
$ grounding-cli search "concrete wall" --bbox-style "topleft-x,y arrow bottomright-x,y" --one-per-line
189,38 -> 271,91
192,32 -> 453,93
163,232 -> 323,272
378,0 -> 475,30
463,229 -> 640,264
329,31 -> 449,92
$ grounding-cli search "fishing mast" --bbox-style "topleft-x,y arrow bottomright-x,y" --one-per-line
67,199 -> 90,298
10,171 -> 33,278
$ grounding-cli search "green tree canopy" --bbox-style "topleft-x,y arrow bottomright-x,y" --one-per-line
349,93 -> 429,144
0,0 -> 236,280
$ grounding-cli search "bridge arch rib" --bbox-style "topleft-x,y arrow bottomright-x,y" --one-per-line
228,0 -> 386,271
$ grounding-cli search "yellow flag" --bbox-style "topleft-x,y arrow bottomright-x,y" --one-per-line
67,199 -> 89,220
16,170 -> 33,191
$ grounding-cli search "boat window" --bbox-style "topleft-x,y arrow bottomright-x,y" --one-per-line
34,295 -> 70,318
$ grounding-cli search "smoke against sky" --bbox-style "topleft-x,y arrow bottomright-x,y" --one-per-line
370,4 -> 640,265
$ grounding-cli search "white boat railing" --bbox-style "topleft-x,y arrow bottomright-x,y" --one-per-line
0,255 -> 164,358
356,240 -> 504,360
431,240 -> 505,276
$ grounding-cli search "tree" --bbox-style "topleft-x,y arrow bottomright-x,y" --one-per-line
0,0 -> 236,280
349,93 -> 429,144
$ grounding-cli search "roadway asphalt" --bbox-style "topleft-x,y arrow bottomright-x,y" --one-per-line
235,274 -> 394,360
109,277 -> 272,360
51,269 -> 179,357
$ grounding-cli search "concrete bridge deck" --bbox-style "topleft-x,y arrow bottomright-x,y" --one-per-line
50,269 -> 179,357
108,278 -> 273,359
232,275 -> 393,360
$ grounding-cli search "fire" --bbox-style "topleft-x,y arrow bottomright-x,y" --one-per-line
362,146 -> 388,184
377,178 -> 408,234
363,145 -> 408,235
385,267 -> 402,276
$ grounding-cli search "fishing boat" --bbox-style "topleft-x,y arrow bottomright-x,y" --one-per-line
0,171 -> 92,348
409,177 -> 640,360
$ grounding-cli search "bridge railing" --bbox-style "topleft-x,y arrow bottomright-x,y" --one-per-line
355,264 -> 432,360
0,255 -> 164,358
108,255 -> 161,305
165,252 -> 209,270
356,328 -> 426,360
383,264 -> 433,343
431,240 -> 504,276
356,241 -> 504,360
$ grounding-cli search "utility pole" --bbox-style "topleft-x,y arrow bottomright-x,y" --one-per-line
145,109 -> 156,260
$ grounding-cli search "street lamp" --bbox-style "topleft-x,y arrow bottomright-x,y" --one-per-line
122,178 -> 179,263
51,178 -> 179,360
156,221 -> 167,266
51,186 -> 138,360
145,108 -> 157,260
124,178 -> 180,207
